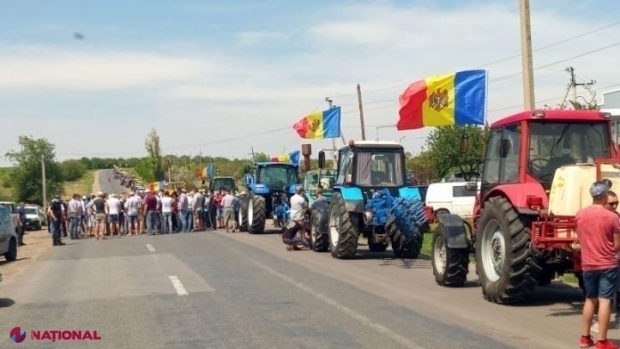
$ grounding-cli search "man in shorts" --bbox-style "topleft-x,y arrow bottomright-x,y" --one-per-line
221,188 -> 235,233
106,194 -> 122,237
576,181 -> 620,349
90,192 -> 107,240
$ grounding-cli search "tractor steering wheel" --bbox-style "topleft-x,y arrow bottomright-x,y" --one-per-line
528,157 -> 549,173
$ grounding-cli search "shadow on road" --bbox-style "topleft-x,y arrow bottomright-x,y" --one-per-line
0,257 -> 30,266
0,298 -> 15,308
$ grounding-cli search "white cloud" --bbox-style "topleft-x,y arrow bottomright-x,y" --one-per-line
2,1 -> 620,164
235,31 -> 288,46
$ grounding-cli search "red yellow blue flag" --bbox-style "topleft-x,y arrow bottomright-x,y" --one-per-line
270,150 -> 300,164
396,70 -> 487,130
293,107 -> 341,139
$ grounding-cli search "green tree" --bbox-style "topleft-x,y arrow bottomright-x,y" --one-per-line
145,129 -> 164,181
406,151 -> 437,184
59,159 -> 87,181
425,125 -> 487,179
5,136 -> 64,205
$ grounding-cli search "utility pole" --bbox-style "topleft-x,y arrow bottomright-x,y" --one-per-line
561,67 -> 596,108
41,153 -> 47,209
519,0 -> 535,109
356,84 -> 367,140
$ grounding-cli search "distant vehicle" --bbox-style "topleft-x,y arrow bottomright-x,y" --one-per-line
0,205 -> 18,262
0,201 -> 19,232
425,182 -> 478,220
24,205 -> 45,230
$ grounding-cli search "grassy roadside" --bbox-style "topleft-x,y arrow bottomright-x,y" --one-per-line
62,170 -> 96,199
420,224 -> 579,285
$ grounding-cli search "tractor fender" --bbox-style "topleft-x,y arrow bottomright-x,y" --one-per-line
335,187 -> 364,213
398,186 -> 422,201
436,214 -> 469,249
249,183 -> 270,195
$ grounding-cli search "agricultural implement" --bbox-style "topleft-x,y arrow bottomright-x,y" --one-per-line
431,109 -> 618,304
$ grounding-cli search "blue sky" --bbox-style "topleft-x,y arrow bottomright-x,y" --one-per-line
1,0 -> 620,165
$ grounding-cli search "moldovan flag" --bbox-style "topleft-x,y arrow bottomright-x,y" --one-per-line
396,70 -> 487,130
293,106 -> 341,139
271,150 -> 301,164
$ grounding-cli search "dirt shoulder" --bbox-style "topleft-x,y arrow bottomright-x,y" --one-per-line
0,229 -> 52,284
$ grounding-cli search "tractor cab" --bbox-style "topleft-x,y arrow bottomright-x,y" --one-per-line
324,140 -> 410,205
252,162 -> 300,196
304,169 -> 335,205
477,109 -> 615,217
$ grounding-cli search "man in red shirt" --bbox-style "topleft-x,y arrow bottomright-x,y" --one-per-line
143,189 -> 159,235
576,181 -> 620,349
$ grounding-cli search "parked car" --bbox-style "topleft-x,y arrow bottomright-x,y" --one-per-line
24,205 -> 45,230
0,201 -> 19,232
0,205 -> 18,262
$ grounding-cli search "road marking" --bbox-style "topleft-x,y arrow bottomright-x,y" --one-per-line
168,276 -> 189,296
250,260 -> 426,349
146,244 -> 156,252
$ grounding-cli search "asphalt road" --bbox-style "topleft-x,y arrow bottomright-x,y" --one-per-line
96,169 -> 128,194
0,171 -> 607,348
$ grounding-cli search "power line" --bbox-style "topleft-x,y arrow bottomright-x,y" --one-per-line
327,20 -> 620,98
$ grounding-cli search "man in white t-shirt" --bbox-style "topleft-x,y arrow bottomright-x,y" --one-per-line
282,185 -> 310,250
160,192 -> 174,234
124,192 -> 141,235
106,194 -> 122,237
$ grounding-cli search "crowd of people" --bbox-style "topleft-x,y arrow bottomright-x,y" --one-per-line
45,186 -> 243,245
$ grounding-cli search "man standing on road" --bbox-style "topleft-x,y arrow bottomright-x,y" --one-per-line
576,181 -> 620,349
16,203 -> 26,246
68,194 -> 82,240
88,192 -> 107,240
193,189 -> 205,231
160,191 -> 173,234
48,195 -> 65,246
124,192 -> 140,235
143,189 -> 159,235
106,194 -> 122,237
178,188 -> 189,232
221,188 -> 235,233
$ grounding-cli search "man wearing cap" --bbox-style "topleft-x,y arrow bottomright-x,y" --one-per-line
281,185 -> 310,250
48,195 -> 66,246
576,180 -> 620,349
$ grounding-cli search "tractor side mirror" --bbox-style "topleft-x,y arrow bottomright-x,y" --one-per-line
318,151 -> 326,169
459,134 -> 469,154
244,174 -> 253,187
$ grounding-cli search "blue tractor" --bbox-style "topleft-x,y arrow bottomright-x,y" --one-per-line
239,162 -> 301,234
313,140 -> 428,258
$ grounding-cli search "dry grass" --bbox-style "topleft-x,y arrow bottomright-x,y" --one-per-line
62,170 -> 96,200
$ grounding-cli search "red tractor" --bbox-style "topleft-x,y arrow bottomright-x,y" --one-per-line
430,109 -> 619,304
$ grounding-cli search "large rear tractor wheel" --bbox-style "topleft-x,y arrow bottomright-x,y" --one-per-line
475,196 -> 540,304
247,195 -> 266,234
238,197 -> 249,232
329,193 -> 359,259
431,223 -> 469,287
387,214 -> 422,259
311,209 -> 329,252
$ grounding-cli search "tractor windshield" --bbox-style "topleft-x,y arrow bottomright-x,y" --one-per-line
212,178 -> 236,191
355,150 -> 405,186
257,164 -> 298,189
528,121 -> 611,183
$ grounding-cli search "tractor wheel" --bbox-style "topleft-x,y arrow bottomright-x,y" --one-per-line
475,196 -> 540,304
311,209 -> 329,252
247,195 -> 266,234
329,193 -> 359,259
431,224 -> 469,287
387,214 -> 422,259
368,242 -> 387,252
238,197 -> 249,232
537,269 -> 556,286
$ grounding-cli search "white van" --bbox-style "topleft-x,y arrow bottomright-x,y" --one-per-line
425,182 -> 478,220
